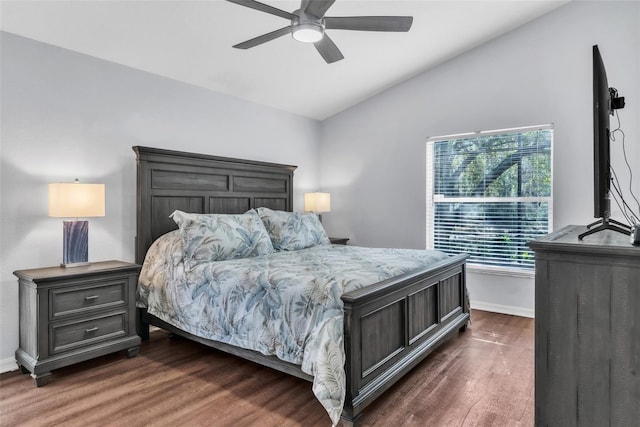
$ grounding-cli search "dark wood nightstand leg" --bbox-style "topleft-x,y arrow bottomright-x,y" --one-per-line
32,372 -> 51,387
18,364 -> 30,375
126,346 -> 139,358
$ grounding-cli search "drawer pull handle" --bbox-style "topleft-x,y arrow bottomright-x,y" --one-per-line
85,327 -> 99,334
85,295 -> 99,301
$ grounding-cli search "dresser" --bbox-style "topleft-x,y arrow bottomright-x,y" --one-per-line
14,260 -> 142,386
529,225 -> 639,426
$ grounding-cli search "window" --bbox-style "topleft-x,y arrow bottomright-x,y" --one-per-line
426,125 -> 553,272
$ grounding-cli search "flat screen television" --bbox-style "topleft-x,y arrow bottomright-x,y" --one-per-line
579,45 -> 629,240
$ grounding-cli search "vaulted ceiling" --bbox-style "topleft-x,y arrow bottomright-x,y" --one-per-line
0,0 -> 569,120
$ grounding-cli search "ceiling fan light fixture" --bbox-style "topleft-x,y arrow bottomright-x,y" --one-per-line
228,0 -> 414,64
292,22 -> 324,43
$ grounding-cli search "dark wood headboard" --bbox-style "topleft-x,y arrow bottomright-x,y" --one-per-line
133,146 -> 297,264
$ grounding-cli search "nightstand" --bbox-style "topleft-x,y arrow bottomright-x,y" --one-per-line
13,260 -> 141,386
329,237 -> 349,245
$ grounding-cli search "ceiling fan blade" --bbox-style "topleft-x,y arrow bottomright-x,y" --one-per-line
233,26 -> 291,49
227,0 -> 295,20
325,16 -> 413,32
304,0 -> 335,18
314,34 -> 344,64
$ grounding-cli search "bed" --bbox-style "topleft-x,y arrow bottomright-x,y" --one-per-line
133,146 -> 470,426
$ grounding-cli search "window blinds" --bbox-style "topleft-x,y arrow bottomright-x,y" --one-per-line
426,125 -> 553,270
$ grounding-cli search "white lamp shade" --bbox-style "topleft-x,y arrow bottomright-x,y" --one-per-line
49,182 -> 105,218
304,192 -> 331,213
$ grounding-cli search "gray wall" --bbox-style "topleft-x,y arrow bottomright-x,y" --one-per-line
319,1 -> 640,316
0,32 -> 320,370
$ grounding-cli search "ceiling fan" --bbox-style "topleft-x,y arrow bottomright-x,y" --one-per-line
227,0 -> 413,64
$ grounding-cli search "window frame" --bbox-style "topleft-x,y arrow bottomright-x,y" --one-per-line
426,124 -> 554,274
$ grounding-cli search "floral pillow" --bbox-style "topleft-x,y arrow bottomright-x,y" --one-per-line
255,207 -> 330,251
171,210 -> 274,270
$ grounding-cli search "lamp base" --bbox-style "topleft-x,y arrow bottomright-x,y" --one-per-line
60,261 -> 92,268
62,220 -> 89,267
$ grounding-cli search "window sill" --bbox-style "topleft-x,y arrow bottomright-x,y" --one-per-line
467,264 -> 535,279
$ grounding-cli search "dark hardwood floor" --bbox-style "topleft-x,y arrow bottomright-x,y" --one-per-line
0,310 -> 533,426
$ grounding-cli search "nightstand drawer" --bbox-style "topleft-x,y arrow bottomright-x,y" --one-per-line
50,279 -> 127,319
50,311 -> 127,354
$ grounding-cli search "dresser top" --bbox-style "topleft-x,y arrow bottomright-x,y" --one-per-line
529,225 -> 639,257
13,260 -> 141,282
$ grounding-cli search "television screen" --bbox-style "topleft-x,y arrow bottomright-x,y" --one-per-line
580,45 -> 629,240
593,45 -> 611,219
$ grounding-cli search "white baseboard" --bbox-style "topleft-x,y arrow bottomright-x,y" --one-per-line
470,300 -> 534,318
0,357 -> 18,374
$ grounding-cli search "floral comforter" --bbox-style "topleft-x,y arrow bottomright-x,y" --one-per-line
137,231 -> 450,425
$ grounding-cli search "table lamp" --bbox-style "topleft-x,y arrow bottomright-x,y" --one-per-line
304,192 -> 331,222
49,179 -> 105,267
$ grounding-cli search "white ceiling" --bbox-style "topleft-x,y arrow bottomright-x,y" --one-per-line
0,0 -> 569,120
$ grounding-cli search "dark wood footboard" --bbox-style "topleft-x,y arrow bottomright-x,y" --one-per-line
341,253 -> 469,425
137,254 -> 468,426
